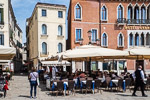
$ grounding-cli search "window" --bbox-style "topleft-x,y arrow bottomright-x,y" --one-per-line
42,9 -> 46,16
18,31 -> 20,37
118,33 -> 124,47
91,29 -> 97,42
147,5 -> 150,20
141,33 -> 144,46
42,42 -> 47,55
0,8 -> 4,24
91,61 -> 98,71
146,33 -> 150,45
58,11 -> 63,18
58,25 -> 62,36
101,6 -> 107,20
129,33 -> 133,46
141,6 -> 146,24
0,34 -> 4,45
42,24 -> 47,34
58,43 -> 63,53
128,5 -> 132,19
75,4 -> 81,19
75,29 -> 81,41
103,62 -> 109,70
117,5 -> 123,19
102,33 -> 107,47
118,61 -> 125,70
134,6 -> 139,20
135,33 -> 139,46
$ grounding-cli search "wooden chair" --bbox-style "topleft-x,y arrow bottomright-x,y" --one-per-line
68,80 -> 75,95
125,78 -> 132,92
94,79 -> 102,94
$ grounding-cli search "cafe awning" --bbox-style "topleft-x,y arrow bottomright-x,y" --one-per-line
41,60 -> 71,66
0,46 -> 16,60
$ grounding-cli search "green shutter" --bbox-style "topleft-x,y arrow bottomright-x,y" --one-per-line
0,8 -> 4,23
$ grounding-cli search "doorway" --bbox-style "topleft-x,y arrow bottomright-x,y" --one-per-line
136,60 -> 144,70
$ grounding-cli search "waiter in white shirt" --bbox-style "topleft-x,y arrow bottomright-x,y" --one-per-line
132,65 -> 147,97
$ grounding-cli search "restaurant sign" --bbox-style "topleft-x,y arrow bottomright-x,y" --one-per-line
124,26 -> 150,30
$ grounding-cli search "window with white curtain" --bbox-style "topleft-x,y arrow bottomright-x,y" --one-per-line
58,25 -> 62,36
75,4 -> 81,19
91,29 -> 97,42
58,43 -> 63,53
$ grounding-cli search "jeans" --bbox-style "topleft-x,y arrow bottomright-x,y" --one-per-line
30,81 -> 37,97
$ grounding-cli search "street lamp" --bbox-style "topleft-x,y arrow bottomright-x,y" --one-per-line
87,30 -> 92,44
96,39 -> 100,46
79,38 -> 83,45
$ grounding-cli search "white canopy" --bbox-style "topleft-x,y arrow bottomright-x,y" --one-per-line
125,47 -> 150,59
0,46 -> 16,60
62,45 -> 129,61
41,60 -> 71,66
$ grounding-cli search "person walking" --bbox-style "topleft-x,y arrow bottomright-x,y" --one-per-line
29,67 -> 38,99
132,65 -> 147,97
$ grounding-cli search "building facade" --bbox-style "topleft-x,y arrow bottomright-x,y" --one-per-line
26,3 -> 67,68
0,0 -> 23,73
67,0 -> 150,74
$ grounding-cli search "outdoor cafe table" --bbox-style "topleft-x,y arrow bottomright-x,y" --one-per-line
110,79 -> 126,91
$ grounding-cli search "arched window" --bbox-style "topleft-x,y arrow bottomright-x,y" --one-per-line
58,25 -> 62,36
42,42 -> 47,54
141,5 -> 146,24
128,5 -> 133,19
118,33 -> 124,47
117,5 -> 123,19
129,33 -> 133,46
58,43 -> 63,53
75,4 -> 81,19
134,5 -> 139,23
141,33 -> 144,46
147,5 -> 150,19
135,33 -> 139,46
42,24 -> 47,34
102,33 -> 107,47
101,6 -> 107,20
0,34 -> 4,45
146,33 -> 150,45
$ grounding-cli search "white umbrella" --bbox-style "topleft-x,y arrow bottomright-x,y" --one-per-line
0,46 -> 16,60
62,45 -> 129,61
125,47 -> 150,59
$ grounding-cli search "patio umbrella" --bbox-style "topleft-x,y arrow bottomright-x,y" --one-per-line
62,45 -> 129,61
124,47 -> 150,59
0,46 -> 16,60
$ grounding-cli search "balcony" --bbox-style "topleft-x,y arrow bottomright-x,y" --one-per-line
117,18 -> 126,25
127,19 -> 150,25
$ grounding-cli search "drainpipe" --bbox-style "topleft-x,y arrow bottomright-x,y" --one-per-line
99,0 -> 102,46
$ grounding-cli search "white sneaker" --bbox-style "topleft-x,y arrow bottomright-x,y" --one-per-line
33,97 -> 37,99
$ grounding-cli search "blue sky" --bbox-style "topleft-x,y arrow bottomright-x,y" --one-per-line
11,0 -> 70,44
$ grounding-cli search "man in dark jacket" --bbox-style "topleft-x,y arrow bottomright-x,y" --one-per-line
132,65 -> 147,97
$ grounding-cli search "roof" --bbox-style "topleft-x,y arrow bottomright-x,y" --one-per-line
36,2 -> 66,8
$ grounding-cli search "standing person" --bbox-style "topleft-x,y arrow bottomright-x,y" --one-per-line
132,65 -> 147,97
29,67 -> 38,99
52,66 -> 58,80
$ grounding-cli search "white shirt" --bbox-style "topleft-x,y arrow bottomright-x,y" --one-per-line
30,72 -> 38,81
132,68 -> 144,80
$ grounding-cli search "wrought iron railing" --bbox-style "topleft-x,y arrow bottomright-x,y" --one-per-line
127,19 -> 150,24
117,18 -> 126,24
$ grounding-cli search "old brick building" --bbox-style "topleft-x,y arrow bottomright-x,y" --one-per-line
67,0 -> 150,74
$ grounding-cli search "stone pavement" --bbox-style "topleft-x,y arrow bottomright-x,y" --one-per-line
0,75 -> 149,100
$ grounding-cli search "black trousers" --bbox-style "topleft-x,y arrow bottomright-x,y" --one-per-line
133,81 -> 145,95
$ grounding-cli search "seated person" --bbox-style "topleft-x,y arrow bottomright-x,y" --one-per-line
79,72 -> 86,78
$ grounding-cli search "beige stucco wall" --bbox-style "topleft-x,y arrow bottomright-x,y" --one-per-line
0,0 -> 9,47
27,4 -> 67,66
